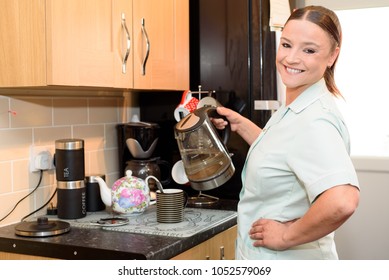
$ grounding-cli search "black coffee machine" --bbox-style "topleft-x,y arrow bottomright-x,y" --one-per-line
117,121 -> 171,194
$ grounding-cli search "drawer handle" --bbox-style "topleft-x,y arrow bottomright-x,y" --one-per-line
141,18 -> 150,76
121,13 -> 131,74
220,246 -> 225,260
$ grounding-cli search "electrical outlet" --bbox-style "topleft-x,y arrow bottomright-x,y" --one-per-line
29,145 -> 55,172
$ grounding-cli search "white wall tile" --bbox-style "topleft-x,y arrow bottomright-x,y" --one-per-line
10,97 -> 52,128
0,128 -> 32,161
12,160 -> 30,192
0,94 -> 131,226
34,126 -> 72,145
53,98 -> 88,125
0,97 -> 9,128
34,185 -> 57,218
87,149 -> 106,176
0,190 -> 34,225
73,124 -> 105,151
0,162 -> 12,194
89,97 -> 121,124
103,148 -> 119,174
105,123 -> 118,149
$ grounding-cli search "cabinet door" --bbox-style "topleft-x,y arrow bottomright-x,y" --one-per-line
0,0 -> 46,87
171,225 -> 237,260
46,0 -> 129,87
132,0 -> 189,90
207,225 -> 237,260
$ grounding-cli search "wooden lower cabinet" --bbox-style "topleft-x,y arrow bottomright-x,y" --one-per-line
171,225 -> 237,260
0,252 -> 57,260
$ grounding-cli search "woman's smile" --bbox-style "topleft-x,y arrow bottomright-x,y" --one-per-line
285,66 -> 304,74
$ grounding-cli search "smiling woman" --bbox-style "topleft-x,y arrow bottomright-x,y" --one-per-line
212,5 -> 360,260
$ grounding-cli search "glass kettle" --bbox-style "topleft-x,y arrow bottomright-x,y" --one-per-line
174,105 -> 235,191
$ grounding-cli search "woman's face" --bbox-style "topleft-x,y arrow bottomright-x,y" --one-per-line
276,19 -> 339,95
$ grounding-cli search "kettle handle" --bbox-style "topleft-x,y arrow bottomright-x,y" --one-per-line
206,107 -> 231,145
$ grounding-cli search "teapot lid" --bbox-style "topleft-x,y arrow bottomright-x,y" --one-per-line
125,169 -> 133,178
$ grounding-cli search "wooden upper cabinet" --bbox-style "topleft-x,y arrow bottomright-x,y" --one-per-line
0,0 -> 46,87
133,0 -> 189,90
46,0 -> 122,88
0,0 -> 189,90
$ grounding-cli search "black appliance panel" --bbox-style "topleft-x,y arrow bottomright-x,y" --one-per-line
139,0 -> 278,200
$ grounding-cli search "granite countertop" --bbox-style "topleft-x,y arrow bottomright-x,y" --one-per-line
0,199 -> 237,260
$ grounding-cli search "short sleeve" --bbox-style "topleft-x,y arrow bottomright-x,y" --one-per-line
287,116 -> 359,202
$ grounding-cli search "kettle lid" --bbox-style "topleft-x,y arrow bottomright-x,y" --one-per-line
175,106 -> 213,132
175,112 -> 200,131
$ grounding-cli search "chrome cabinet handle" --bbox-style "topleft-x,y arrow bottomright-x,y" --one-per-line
141,18 -> 150,76
121,13 -> 131,74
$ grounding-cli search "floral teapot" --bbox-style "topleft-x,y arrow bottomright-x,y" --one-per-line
94,170 -> 157,215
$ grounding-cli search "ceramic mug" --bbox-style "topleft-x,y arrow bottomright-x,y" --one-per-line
174,90 -> 199,122
171,160 -> 189,185
156,188 -> 187,223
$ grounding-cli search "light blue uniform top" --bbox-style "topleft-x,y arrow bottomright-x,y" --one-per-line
236,79 -> 359,260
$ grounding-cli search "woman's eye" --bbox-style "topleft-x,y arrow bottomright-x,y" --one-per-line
281,43 -> 291,48
304,48 -> 316,54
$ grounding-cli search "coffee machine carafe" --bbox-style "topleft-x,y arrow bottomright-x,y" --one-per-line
117,121 -> 171,192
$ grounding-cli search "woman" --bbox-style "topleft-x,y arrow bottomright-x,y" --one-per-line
213,6 -> 360,259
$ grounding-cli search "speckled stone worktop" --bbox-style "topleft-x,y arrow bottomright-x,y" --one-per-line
0,200 -> 237,260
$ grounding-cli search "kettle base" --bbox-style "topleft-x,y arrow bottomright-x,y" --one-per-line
189,163 -> 235,191
187,192 -> 219,206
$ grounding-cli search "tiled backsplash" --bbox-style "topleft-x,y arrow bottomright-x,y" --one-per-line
0,92 -> 138,226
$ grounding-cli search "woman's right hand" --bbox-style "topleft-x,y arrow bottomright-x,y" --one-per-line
214,106 -> 262,145
213,107 -> 240,131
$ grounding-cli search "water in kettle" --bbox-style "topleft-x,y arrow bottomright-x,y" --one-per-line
183,150 -> 230,182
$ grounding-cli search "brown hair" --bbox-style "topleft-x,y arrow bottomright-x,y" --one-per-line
286,6 -> 342,97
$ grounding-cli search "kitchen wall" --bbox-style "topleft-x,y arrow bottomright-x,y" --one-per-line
335,157 -> 389,259
0,90 -> 139,226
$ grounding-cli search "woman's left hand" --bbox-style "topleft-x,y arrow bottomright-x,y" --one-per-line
249,185 -> 359,251
249,218 -> 296,251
